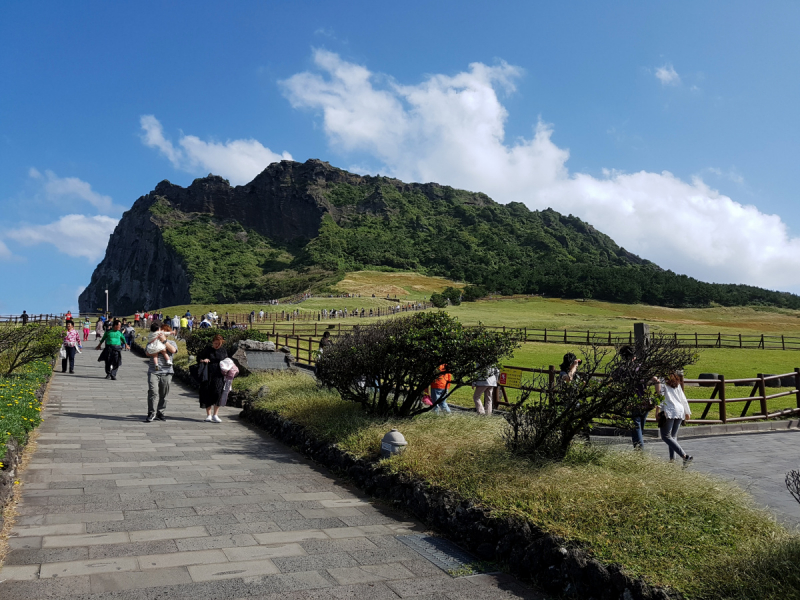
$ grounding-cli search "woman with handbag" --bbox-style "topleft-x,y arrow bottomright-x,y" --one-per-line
197,334 -> 228,423
657,371 -> 694,465
61,321 -> 82,373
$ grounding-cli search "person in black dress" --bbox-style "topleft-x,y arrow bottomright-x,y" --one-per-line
197,334 -> 227,423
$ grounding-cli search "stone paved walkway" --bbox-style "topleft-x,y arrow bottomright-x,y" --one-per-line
657,430 -> 800,528
0,346 -> 539,599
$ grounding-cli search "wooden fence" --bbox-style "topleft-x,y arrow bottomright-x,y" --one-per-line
489,364 -> 800,424
0,314 -> 63,325
266,339 -> 800,425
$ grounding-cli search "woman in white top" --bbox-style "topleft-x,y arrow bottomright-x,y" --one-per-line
473,366 -> 499,416
658,372 -> 694,465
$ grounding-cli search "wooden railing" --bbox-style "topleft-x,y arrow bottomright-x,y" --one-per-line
480,327 -> 800,351
0,313 -> 64,325
490,365 -> 800,424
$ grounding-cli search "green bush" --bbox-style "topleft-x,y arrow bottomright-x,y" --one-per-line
462,284 -> 487,302
442,286 -> 462,306
0,324 -> 63,376
430,293 -> 447,308
315,312 -> 517,417
0,360 -> 51,468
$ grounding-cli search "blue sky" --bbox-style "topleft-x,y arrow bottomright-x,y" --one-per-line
2,1 -> 800,314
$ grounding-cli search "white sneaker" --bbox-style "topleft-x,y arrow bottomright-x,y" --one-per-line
204,415 -> 213,422
211,415 -> 221,423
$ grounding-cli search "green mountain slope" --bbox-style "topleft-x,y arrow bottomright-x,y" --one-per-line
81,160 -> 800,313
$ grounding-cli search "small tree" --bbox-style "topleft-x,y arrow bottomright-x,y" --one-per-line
429,293 -> 448,308
0,324 -> 63,376
442,286 -> 462,306
504,334 -> 697,460
462,285 -> 487,302
316,312 -> 517,417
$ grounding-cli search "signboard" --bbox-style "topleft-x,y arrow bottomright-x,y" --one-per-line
498,368 -> 523,389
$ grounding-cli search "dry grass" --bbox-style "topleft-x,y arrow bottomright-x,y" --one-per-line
333,270 -> 463,300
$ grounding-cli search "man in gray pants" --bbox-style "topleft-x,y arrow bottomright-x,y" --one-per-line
146,322 -> 177,423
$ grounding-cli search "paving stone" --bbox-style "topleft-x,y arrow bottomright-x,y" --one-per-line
1,348 -> 534,599
40,556 -> 139,578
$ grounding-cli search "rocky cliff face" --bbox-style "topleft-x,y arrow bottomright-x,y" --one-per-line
79,195 -> 192,315
79,159 -> 350,315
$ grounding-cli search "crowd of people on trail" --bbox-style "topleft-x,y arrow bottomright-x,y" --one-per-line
50,309 -> 239,425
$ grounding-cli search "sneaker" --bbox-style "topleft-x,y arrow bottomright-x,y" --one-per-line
211,415 -> 221,423
204,415 -> 213,422
156,412 -> 167,422
145,413 -> 155,423
683,455 -> 694,466
154,364 -> 161,372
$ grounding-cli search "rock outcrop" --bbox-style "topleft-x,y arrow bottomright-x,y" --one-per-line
79,159 -> 350,315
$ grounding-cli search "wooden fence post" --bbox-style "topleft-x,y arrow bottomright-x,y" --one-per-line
758,374 -> 768,417
782,335 -> 786,350
739,334 -> 742,348
548,365 -> 555,389
719,375 -> 727,423
563,330 -> 567,344
544,328 -> 547,343
795,368 -> 800,409
608,331 -> 611,345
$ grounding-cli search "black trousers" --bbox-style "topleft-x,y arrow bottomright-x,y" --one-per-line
61,346 -> 77,372
105,346 -> 122,378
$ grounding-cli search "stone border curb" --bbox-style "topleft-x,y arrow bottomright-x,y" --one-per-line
239,402 -> 683,600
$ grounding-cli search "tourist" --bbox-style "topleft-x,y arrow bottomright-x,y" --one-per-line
145,321 -> 176,422
473,365 -> 499,415
123,321 -> 135,350
20,310 -> 28,325
171,315 -> 180,335
319,331 -> 333,351
197,334 -> 228,422
65,310 -> 72,323
61,321 -> 82,373
95,318 -> 105,340
180,314 -> 188,331
619,345 -> 660,450
658,371 -> 693,465
82,317 -> 91,342
134,311 -> 141,328
96,320 -> 127,380
559,352 -> 581,383
430,364 -> 452,414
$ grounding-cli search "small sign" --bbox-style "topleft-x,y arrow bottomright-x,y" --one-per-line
499,368 -> 523,389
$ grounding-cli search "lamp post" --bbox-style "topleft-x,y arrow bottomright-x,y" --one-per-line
105,289 -> 109,316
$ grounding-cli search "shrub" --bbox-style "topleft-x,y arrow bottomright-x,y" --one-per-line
504,335 -> 698,460
315,312 -> 517,417
442,286 -> 462,306
0,324 -> 63,376
461,284 -> 487,302
429,293 -> 448,308
183,327 -> 271,356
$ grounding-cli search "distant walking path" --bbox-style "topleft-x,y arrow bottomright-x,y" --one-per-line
0,347 -> 538,599
667,431 -> 800,528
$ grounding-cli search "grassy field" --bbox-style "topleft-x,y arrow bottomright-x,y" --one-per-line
238,369 -> 800,599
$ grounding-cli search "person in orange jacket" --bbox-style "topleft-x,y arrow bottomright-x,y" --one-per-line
430,364 -> 452,414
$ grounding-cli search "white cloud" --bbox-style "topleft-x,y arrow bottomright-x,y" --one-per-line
28,168 -> 122,214
0,239 -> 13,261
655,64 -> 681,86
280,51 -> 800,289
139,115 -> 292,186
6,214 -> 118,261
